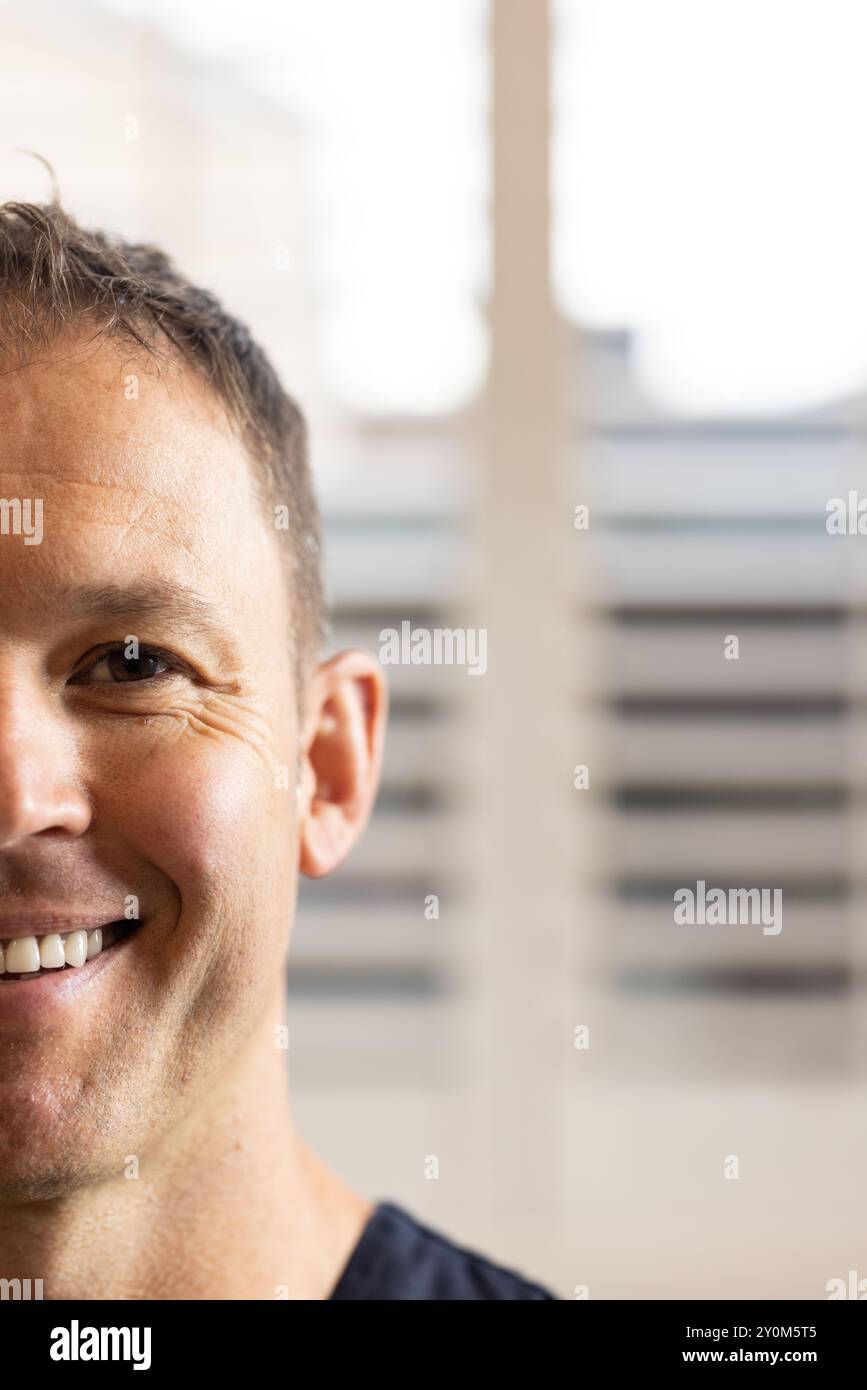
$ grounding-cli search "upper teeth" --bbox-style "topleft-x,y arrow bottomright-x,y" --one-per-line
0,928 -> 108,974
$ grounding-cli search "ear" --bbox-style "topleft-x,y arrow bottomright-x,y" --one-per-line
298,649 -> 388,878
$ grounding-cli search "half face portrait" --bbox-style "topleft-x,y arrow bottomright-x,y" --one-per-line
0,201 -> 556,1304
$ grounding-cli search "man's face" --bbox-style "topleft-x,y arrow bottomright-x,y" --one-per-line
0,336 -> 304,1199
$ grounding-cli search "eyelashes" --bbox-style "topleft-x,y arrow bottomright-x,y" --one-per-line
68,642 -> 191,689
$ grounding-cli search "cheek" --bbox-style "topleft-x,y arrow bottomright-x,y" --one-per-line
92,727 -> 299,963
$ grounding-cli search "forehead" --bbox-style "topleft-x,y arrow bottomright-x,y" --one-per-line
0,334 -> 283,630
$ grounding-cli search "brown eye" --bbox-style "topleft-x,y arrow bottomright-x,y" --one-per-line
79,648 -> 171,684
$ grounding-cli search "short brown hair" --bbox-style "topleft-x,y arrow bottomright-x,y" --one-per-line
0,196 -> 327,698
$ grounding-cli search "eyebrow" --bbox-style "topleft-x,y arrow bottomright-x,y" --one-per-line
64,581 -> 237,656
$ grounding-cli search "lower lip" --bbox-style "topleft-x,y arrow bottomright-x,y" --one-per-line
0,932 -> 137,1025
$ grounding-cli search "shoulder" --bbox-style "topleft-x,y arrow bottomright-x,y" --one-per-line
329,1200 -> 558,1301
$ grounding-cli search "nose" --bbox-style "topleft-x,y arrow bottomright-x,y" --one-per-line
0,678 -> 91,848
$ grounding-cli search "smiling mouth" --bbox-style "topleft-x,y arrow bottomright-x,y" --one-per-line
0,921 -> 140,982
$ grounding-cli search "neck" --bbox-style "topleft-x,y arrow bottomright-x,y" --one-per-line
0,1005 -> 372,1301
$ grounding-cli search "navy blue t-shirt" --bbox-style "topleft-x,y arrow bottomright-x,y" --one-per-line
328,1200 -> 557,1300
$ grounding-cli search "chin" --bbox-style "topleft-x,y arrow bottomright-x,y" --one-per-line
0,1083 -> 124,1203
0,1146 -> 93,1204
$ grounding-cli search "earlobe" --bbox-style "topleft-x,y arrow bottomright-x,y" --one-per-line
297,650 -> 387,879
